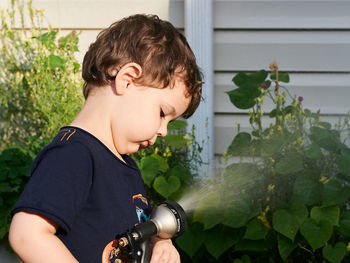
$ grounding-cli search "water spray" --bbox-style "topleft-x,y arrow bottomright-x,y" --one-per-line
110,201 -> 187,263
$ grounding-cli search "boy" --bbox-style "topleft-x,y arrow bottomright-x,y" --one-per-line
9,14 -> 202,263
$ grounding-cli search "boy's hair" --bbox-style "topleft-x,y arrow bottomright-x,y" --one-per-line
82,14 -> 202,118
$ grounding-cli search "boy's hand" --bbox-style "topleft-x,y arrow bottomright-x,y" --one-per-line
150,237 -> 180,263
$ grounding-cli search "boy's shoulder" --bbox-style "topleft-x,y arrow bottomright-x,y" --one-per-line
33,126 -> 138,172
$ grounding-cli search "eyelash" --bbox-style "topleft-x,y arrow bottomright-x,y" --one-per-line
160,109 -> 165,118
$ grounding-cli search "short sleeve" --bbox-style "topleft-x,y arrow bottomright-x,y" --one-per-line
11,143 -> 93,233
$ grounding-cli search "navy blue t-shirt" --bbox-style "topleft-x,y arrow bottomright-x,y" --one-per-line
12,126 -> 150,263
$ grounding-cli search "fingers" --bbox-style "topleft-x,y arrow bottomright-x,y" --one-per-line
150,239 -> 180,263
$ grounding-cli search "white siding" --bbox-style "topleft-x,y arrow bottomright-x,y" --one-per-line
212,0 -> 350,154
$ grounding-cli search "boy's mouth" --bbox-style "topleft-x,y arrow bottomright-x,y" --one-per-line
140,140 -> 154,148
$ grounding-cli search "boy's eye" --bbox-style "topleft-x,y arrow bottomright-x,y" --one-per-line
160,109 -> 165,118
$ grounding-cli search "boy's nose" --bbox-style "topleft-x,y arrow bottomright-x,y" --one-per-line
157,122 -> 168,137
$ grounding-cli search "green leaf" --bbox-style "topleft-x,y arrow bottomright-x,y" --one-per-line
337,155 -> 350,177
140,156 -> 159,187
227,132 -> 251,155
167,165 -> 191,181
204,225 -> 242,259
272,209 -> 300,241
322,243 -> 347,263
226,88 -> 257,109
167,120 -> 187,131
153,175 -> 180,198
175,223 -> 205,258
193,192 -> 222,229
322,180 -> 350,207
223,163 -> 259,191
275,153 -> 303,175
310,126 -> 340,152
310,206 -> 340,226
277,234 -> 297,260
319,122 -> 332,129
234,255 -> 251,263
292,172 -> 322,205
36,31 -> 57,47
270,73 -> 290,83
300,218 -> 333,250
338,212 -> 350,237
290,203 -> 308,225
305,143 -> 323,159
223,198 -> 251,228
235,239 -> 266,252
0,182 -> 14,193
46,54 -> 66,70
260,137 -> 284,157
164,135 -> 187,149
151,153 -> 169,172
243,218 -> 268,240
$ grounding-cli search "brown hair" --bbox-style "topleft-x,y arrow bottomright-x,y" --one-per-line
82,14 -> 202,118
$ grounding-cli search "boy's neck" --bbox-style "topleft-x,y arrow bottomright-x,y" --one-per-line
70,87 -> 126,163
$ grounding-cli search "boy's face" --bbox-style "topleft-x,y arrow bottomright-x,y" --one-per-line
111,77 -> 191,155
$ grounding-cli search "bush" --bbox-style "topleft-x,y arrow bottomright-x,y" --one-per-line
176,62 -> 350,262
0,0 -> 83,151
0,0 -> 82,246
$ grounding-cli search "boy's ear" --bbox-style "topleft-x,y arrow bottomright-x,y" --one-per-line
113,63 -> 142,95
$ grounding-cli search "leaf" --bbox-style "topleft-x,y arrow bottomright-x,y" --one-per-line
227,132 -> 252,155
310,206 -> 340,226
226,88 -> 257,109
292,172 -> 322,205
310,126 -> 340,152
46,54 -> 66,70
167,120 -> 187,131
223,198 -> 251,228
290,203 -> 308,225
305,143 -> 323,159
272,209 -> 300,241
204,225 -> 241,259
260,137 -> 284,157
235,239 -> 266,252
300,218 -> 333,250
338,212 -> 350,237
164,135 -> 187,149
151,153 -> 169,172
193,192 -> 222,229
243,218 -> 268,240
270,73 -> 290,83
277,234 -> 297,260
140,156 -> 159,187
322,180 -> 350,207
275,153 -> 303,175
322,243 -> 347,263
234,255 -> 251,263
36,31 -> 57,47
223,163 -> 259,191
175,222 -> 205,258
153,175 -> 180,199
167,165 -> 191,181
337,155 -> 350,177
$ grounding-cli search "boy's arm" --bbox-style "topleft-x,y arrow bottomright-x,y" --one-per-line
150,236 -> 180,263
9,211 -> 78,263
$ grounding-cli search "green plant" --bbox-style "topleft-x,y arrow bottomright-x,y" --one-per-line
0,0 -> 82,247
132,120 -> 203,207
176,62 -> 350,262
0,0 -> 83,151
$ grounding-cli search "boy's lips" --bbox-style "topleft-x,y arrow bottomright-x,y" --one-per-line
140,140 -> 154,148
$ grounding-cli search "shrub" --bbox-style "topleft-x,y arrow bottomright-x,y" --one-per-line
176,63 -> 350,262
0,0 -> 83,151
0,0 -> 82,246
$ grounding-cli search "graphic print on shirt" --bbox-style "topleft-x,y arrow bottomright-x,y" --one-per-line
102,194 -> 150,263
